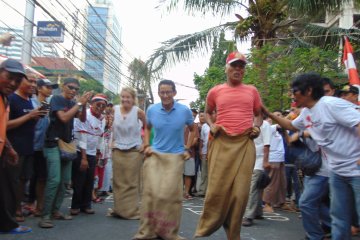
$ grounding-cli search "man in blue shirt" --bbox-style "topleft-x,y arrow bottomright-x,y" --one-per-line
134,79 -> 195,240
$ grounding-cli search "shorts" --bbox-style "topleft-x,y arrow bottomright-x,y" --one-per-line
184,157 -> 195,176
33,150 -> 47,180
19,155 -> 34,180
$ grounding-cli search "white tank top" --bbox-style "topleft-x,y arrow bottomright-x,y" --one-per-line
112,105 -> 142,150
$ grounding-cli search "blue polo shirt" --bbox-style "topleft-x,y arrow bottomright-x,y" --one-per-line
147,102 -> 194,154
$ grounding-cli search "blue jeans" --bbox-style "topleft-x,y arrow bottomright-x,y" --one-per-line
329,172 -> 360,240
285,165 -> 301,206
299,175 -> 331,240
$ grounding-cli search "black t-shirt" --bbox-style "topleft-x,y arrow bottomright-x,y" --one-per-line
45,95 -> 75,147
7,93 -> 36,155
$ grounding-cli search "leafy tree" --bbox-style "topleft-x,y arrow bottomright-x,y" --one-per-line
193,43 -> 345,111
190,32 -> 231,110
148,0 -> 360,74
244,44 -> 344,110
128,58 -> 154,107
79,78 -> 103,95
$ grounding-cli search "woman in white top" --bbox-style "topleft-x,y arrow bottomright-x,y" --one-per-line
111,87 -> 146,219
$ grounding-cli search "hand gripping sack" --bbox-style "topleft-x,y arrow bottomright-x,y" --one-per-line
58,139 -> 77,161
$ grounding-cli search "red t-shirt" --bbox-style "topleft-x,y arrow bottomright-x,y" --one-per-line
206,83 -> 262,135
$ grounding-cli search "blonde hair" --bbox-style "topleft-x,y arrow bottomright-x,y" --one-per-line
120,87 -> 138,106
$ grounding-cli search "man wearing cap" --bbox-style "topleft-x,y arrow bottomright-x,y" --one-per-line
339,84 -> 359,106
0,58 -> 32,234
7,72 -> 49,223
26,79 -> 58,217
195,51 -> 263,240
39,78 -> 92,228
70,94 -> 107,216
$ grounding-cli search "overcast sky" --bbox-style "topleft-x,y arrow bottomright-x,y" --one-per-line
0,0 -> 250,105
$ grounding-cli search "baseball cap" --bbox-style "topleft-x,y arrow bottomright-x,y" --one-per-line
339,85 -> 359,95
226,51 -> 247,65
91,93 -> 108,104
0,58 -> 27,78
37,79 -> 59,89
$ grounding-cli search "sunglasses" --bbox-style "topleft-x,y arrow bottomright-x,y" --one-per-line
66,85 -> 80,91
95,102 -> 106,108
229,61 -> 246,68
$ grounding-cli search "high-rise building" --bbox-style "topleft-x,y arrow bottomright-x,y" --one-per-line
0,26 -> 59,61
83,0 -> 122,94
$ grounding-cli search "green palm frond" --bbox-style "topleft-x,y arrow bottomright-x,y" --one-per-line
287,0 -> 355,15
301,24 -> 360,48
158,0 -> 244,17
146,21 -> 237,73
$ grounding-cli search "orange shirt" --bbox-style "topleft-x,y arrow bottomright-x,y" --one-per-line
0,96 -> 9,155
206,83 -> 262,135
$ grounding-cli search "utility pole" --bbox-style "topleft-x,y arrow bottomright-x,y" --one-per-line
21,0 -> 35,64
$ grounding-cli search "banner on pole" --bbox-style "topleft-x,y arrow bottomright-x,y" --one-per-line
36,21 -> 64,43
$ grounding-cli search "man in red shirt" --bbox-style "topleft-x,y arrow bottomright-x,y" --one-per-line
195,51 -> 263,240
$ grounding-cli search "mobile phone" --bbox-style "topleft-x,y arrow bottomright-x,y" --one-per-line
39,101 -> 50,111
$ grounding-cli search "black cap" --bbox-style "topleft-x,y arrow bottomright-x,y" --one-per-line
339,85 -> 359,95
0,58 -> 27,78
37,79 -> 59,89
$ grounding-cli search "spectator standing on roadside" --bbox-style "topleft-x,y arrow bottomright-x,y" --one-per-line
7,73 -> 48,222
39,78 -> 92,228
195,111 -> 211,197
242,118 -> 271,227
70,94 -> 107,216
27,79 -> 58,217
0,59 -> 31,234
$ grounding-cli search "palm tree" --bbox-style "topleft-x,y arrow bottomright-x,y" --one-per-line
147,0 -> 360,74
128,58 -> 154,106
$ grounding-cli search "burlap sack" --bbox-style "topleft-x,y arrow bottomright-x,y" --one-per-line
195,133 -> 255,240
112,149 -> 143,219
134,152 -> 185,240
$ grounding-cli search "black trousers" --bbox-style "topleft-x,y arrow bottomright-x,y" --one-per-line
71,153 -> 96,210
0,157 -> 20,231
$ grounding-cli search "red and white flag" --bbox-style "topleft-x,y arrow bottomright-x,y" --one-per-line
343,36 -> 360,85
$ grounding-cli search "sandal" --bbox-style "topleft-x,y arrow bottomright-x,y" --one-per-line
81,208 -> 95,214
39,218 -> 54,228
52,212 -> 73,220
92,197 -> 103,203
0,225 -> 32,234
15,214 -> 25,222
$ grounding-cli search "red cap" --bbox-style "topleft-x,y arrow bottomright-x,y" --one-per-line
226,51 -> 247,65
91,93 -> 108,103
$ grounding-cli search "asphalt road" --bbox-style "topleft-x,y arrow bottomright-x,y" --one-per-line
2,193 -> 360,240
0,192 -> 304,240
